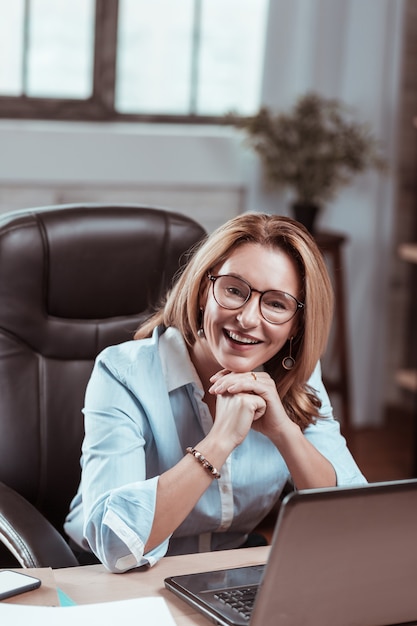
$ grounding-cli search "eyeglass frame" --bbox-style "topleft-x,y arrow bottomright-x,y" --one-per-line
207,272 -> 305,325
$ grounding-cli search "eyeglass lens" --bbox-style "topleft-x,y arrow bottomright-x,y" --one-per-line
212,275 -> 300,324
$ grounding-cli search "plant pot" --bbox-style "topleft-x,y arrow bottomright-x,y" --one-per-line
292,202 -> 320,234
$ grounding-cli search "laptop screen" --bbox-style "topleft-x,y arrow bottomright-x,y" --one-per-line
165,479 -> 417,626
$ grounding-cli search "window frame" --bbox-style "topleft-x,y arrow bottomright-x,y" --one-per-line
0,0 -> 236,124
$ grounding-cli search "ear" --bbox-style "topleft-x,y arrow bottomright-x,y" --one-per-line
198,274 -> 210,309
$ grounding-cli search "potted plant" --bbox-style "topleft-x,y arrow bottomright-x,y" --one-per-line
228,92 -> 386,232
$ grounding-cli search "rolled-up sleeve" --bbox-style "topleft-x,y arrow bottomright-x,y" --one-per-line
78,349 -> 171,572
85,477 -> 169,572
304,363 -> 367,486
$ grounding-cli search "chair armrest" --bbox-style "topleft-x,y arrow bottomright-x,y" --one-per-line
0,481 -> 79,568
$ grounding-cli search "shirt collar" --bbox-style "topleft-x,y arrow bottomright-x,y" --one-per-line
159,327 -> 203,393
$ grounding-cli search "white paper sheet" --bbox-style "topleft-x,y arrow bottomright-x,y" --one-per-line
0,596 -> 177,625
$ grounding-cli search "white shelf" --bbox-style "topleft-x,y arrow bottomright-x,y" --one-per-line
397,244 -> 417,392
396,368 -> 417,393
398,243 -> 417,264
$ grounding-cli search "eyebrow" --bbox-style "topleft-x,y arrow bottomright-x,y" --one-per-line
217,272 -> 299,298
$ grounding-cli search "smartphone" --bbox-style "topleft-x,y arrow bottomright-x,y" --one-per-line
0,570 -> 41,600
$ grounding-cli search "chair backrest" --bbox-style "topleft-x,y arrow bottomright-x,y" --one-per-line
0,203 -> 206,539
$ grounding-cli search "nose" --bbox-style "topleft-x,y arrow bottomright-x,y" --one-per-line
236,293 -> 262,327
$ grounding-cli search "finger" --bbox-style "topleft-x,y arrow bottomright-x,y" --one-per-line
209,369 -> 231,383
215,389 -> 266,419
253,404 -> 267,420
209,375 -> 256,395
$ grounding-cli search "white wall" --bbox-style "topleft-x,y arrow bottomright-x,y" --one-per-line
0,0 -> 406,426
247,0 -> 406,427
0,120 -> 247,233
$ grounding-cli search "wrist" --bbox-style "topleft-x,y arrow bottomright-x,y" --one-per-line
186,447 -> 221,479
269,417 -> 301,447
195,434 -> 234,469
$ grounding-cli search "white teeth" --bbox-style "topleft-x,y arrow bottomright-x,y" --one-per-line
227,330 -> 258,344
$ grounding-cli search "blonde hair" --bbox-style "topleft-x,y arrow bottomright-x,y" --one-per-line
135,212 -> 334,429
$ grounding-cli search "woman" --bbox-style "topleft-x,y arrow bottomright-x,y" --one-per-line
65,212 -> 366,572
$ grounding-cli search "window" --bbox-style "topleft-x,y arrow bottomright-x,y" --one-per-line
0,0 -> 269,123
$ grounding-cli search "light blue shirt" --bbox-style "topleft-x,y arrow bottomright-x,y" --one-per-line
64,326 -> 366,573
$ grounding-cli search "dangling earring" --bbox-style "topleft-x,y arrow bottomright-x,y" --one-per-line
197,308 -> 205,338
282,336 -> 295,370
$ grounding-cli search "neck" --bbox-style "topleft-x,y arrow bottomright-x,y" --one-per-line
188,341 -> 219,419
188,339 -> 217,396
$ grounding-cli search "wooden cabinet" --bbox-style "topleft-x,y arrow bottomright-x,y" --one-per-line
396,243 -> 417,393
396,242 -> 417,475
315,231 -> 351,437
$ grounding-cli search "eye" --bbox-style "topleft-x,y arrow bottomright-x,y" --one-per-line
225,284 -> 245,298
263,293 -> 291,311
217,276 -> 249,301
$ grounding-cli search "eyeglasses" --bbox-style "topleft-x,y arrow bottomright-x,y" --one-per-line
208,273 -> 304,325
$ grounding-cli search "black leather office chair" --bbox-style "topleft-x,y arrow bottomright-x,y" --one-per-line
0,203 -> 206,568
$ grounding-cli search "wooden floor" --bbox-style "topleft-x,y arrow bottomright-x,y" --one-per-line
257,404 -> 416,542
347,405 -> 416,482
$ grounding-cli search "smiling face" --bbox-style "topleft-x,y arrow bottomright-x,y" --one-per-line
191,242 -> 302,383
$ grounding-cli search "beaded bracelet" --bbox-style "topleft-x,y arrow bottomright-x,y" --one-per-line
186,446 -> 221,479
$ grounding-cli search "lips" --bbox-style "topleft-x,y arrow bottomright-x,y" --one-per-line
224,329 -> 261,345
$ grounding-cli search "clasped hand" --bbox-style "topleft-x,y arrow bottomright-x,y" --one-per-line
208,369 -> 290,447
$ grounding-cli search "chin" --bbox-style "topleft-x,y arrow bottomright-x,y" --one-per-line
219,356 -> 259,374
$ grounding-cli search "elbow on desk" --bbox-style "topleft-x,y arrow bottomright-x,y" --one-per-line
84,512 -> 166,573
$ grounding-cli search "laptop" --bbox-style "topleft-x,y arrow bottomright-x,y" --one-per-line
165,479 -> 417,626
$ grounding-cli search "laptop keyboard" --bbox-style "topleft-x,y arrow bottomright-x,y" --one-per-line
214,585 -> 258,621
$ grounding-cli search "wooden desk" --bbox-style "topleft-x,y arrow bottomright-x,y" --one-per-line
5,546 -> 270,626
